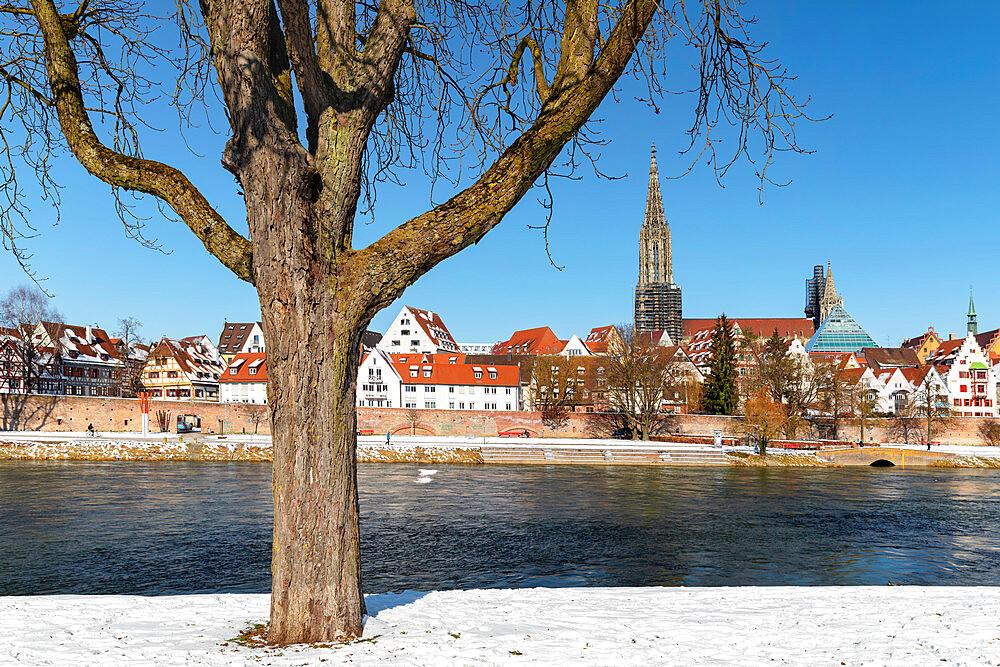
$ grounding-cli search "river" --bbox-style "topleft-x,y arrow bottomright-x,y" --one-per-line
2,462 -> 999,595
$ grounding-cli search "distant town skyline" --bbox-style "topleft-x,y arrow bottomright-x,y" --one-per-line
1,2 -> 997,347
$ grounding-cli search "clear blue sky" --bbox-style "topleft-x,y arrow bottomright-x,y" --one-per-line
2,1 -> 998,347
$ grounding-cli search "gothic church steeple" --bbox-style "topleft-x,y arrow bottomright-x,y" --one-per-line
634,143 -> 682,344
638,144 -> 672,286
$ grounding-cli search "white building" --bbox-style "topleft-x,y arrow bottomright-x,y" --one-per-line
868,366 -> 947,415
357,350 -> 520,411
219,353 -> 268,404
377,306 -> 460,354
217,321 -> 265,361
932,333 -> 997,417
559,334 -> 591,357
458,342 -> 495,354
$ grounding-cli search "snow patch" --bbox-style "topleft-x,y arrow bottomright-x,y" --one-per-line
2,587 -> 999,665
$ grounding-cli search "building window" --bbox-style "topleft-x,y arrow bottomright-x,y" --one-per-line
149,372 -> 160,378
249,368 -> 257,375
424,401 -> 436,409
425,386 -> 435,393
405,386 -> 416,393
410,340 -> 420,347
168,371 -> 178,379
392,340 -> 401,346
489,372 -> 497,380
423,369 -> 431,378
405,402 -> 417,408
474,371 -> 482,379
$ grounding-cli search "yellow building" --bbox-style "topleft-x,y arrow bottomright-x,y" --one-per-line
141,336 -> 225,401
901,327 -> 941,364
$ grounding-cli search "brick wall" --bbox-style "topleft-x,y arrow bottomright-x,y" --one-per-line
0,394 -> 995,445
0,394 -> 270,434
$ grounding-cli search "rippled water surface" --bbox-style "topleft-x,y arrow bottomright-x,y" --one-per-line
2,462 -> 999,595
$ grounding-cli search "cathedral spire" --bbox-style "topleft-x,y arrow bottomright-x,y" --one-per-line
818,261 -> 843,325
643,143 -> 666,231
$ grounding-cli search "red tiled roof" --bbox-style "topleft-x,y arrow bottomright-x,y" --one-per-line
682,318 -> 814,340
899,366 -> 931,385
406,307 -> 459,352
220,352 -> 267,382
381,352 -> 519,386
148,337 -> 225,382
927,339 -> 964,364
492,327 -> 564,355
840,368 -> 868,384
584,326 -> 616,353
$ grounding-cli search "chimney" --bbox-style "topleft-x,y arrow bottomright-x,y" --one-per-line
85,325 -> 92,342
949,333 -> 956,341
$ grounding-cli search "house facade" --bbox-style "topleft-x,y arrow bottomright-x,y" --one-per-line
357,350 -> 520,411
219,353 -> 268,404
217,321 -> 265,363
34,322 -> 146,397
377,306 -> 460,354
141,336 -> 225,401
928,333 -> 997,417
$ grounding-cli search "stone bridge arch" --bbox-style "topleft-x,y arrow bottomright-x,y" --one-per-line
819,446 -> 956,467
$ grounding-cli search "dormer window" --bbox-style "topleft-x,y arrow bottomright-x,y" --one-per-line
489,372 -> 497,380
423,369 -> 432,378
230,368 -> 238,375
249,367 -> 257,375
474,371 -> 482,379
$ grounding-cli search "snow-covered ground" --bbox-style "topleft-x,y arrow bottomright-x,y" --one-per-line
3,587 -> 999,665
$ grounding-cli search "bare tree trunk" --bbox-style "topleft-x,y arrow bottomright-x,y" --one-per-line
264,299 -> 366,643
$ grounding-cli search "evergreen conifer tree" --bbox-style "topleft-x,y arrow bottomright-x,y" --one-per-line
702,314 -> 740,415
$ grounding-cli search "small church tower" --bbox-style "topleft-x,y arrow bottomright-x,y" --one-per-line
968,288 -> 978,336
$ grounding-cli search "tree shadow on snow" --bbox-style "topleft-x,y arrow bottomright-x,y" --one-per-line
364,590 -> 430,618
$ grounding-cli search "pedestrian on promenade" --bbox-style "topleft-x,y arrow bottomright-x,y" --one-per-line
87,423 -> 95,436
386,431 -> 391,446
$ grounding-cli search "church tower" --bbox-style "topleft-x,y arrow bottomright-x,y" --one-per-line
818,262 -> 843,325
638,145 -> 672,286
968,288 -> 978,335
634,144 -> 682,344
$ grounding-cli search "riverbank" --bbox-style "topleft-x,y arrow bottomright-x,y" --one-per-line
4,434 -> 1000,467
3,586 -> 998,665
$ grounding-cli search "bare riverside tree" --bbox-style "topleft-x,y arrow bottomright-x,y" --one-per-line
114,317 -> 146,397
1,0 -> 815,642
911,371 -> 951,446
528,355 -> 578,431
0,285 -> 59,394
754,330 -> 817,439
601,324 -> 681,440
813,359 -> 854,441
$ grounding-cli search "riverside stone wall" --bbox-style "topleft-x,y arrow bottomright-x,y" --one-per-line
0,394 -> 995,444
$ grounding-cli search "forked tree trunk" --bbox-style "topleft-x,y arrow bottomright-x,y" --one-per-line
262,287 -> 367,643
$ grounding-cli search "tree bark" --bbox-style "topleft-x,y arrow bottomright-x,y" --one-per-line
263,291 -> 367,643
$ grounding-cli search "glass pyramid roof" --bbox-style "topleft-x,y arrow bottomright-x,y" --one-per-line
805,304 -> 877,353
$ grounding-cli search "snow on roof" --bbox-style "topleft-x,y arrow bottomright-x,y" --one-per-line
220,353 -> 267,382
405,306 -> 459,352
